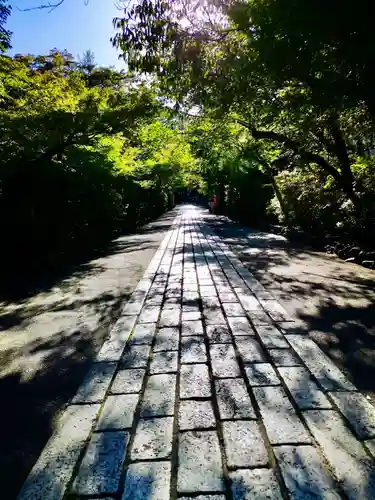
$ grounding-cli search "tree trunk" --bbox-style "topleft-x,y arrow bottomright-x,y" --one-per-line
270,174 -> 289,221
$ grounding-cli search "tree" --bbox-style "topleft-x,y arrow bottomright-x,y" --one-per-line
78,49 -> 96,74
113,0 -> 375,221
0,0 -> 11,52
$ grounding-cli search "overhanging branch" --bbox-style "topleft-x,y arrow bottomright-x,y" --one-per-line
236,118 -> 343,183
17,0 -> 65,12
17,0 -> 89,12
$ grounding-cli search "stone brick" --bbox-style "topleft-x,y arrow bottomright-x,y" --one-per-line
183,301 -> 200,312
159,307 -> 181,327
163,298 -> 181,309
204,307 -> 226,325
235,337 -> 265,363
223,421 -> 268,468
206,324 -> 232,343
123,462 -> 171,500
222,302 -> 245,317
230,469 -> 283,500
145,295 -> 164,307
268,348 -> 302,367
109,315 -> 138,339
274,445 -> 340,500
304,410 -> 375,499
185,283 -> 199,292
243,279 -> 266,294
140,373 -> 176,417
219,292 -> 238,303
72,362 -> 117,403
129,323 -> 156,346
210,343 -> 241,377
329,391 -> 375,440
255,325 -> 288,348
96,339 -> 127,363
183,291 -> 200,302
202,296 -> 220,309
153,327 -> 179,352
258,299 -> 290,321
278,322 -> 308,335
180,364 -> 211,398
198,278 -> 213,287
110,368 -> 145,394
150,350 -> 178,374
278,367 -> 332,410
226,274 -> 244,288
286,335 -> 356,391
96,395 -> 138,430
121,344 -> 151,369
182,310 -> 202,321
245,363 -> 280,386
72,431 -> 129,495
183,274 -> 197,284
215,378 -> 256,420
139,306 -> 161,324
179,400 -> 216,430
177,431 -> 224,493
227,317 -> 255,337
166,284 -> 181,297
147,287 -> 166,303
17,404 -> 100,500
215,284 -> 232,294
97,315 -> 137,361
254,386 -> 311,444
122,300 -> 145,316
131,417 -> 174,460
202,298 -> 226,325
182,333 -> 207,360
181,320 -> 204,336
237,294 -> 262,312
247,310 -> 273,325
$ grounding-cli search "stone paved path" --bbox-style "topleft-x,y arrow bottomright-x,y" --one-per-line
18,205 -> 375,500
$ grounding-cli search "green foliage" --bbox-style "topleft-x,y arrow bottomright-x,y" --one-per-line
0,48 -> 199,285
0,0 -> 11,53
186,116 -> 273,224
114,0 -> 375,243
3,0 -> 375,294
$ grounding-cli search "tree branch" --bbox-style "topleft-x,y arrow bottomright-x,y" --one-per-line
17,0 -> 89,12
17,0 -> 65,12
328,114 -> 353,179
236,118 -> 343,183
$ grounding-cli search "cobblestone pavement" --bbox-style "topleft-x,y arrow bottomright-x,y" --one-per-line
18,205 -> 375,500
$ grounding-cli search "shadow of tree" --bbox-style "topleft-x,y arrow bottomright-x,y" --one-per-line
0,286 -> 131,499
18,410 -> 163,499
209,214 -> 375,398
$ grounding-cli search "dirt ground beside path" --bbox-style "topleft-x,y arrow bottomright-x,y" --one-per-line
0,209 -> 177,500
211,214 -> 375,401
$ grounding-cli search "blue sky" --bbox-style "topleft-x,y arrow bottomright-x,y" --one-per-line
7,0 -> 126,68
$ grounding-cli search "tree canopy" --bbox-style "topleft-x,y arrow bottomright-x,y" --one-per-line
1,0 -> 375,290
113,0 -> 375,220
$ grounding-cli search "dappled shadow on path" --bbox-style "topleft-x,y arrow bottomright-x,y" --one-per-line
209,214 -> 375,398
0,288 -> 129,499
0,208 -> 177,498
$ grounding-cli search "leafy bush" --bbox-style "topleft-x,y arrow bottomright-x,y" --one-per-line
269,162 -> 375,244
